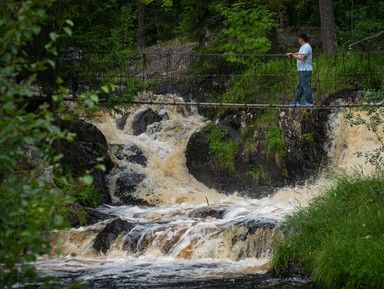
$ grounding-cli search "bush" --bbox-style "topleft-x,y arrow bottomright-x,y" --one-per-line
0,1 -> 101,287
56,175 -> 103,208
272,175 -> 384,289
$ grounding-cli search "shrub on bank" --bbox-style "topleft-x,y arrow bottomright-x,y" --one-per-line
272,176 -> 384,289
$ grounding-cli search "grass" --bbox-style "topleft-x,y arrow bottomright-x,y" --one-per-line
206,123 -> 240,171
272,175 -> 384,289
266,125 -> 286,159
247,165 -> 266,182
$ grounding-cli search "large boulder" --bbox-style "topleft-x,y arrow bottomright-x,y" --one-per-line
132,108 -> 167,135
116,113 -> 130,130
93,218 -> 135,253
111,144 -> 147,167
186,107 -> 330,197
113,170 -> 148,206
57,119 -> 113,203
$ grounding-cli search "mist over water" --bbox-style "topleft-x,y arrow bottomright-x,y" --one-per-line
36,94 -> 382,288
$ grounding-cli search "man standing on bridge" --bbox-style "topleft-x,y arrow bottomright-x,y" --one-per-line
287,34 -> 313,106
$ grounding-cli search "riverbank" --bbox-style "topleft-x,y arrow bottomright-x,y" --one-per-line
272,175 -> 384,289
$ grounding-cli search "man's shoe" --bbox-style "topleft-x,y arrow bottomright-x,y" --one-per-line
289,102 -> 301,106
304,102 -> 313,106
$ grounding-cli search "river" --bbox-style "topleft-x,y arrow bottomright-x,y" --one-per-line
35,94 -> 381,288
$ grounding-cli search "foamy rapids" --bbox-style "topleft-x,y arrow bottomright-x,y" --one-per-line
35,94 -> 383,287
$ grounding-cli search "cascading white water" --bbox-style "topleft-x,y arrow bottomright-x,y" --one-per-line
92,95 -> 239,205
36,94 -> 383,288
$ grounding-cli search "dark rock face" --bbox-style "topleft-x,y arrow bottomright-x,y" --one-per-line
186,125 -> 275,197
242,219 -> 277,233
114,171 -> 148,206
186,107 -> 331,197
93,218 -> 135,253
112,144 -> 147,166
116,113 -> 130,130
57,119 -> 113,203
279,109 -> 328,182
132,108 -> 166,135
188,207 -> 226,219
217,114 -> 241,139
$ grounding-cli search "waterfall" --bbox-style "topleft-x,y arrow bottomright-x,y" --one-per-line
36,94 -> 383,288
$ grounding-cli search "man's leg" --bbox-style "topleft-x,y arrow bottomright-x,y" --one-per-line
294,72 -> 304,103
302,71 -> 313,104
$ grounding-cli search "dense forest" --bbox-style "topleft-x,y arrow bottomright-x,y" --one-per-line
0,0 -> 383,288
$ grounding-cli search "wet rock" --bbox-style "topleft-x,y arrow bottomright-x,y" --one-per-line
186,105 -> 331,196
112,144 -> 147,166
188,207 -> 226,219
186,125 -> 273,196
243,219 -> 277,233
56,119 -> 113,203
114,171 -> 148,206
132,108 -> 165,135
146,122 -> 163,134
217,114 -> 241,139
122,226 -> 145,252
157,109 -> 169,120
116,113 -> 130,130
66,203 -> 117,228
93,218 -> 135,253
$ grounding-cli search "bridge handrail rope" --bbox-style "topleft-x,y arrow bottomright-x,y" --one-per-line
115,100 -> 384,110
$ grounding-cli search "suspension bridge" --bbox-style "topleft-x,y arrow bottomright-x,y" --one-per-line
39,50 -> 384,110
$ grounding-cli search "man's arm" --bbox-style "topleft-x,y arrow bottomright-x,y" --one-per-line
286,52 -> 305,61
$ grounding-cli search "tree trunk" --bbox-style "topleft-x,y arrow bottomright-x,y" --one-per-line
137,3 -> 145,50
319,0 -> 337,55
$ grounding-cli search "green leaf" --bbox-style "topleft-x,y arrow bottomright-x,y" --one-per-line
65,19 -> 74,27
90,94 -> 99,102
63,27 -> 72,36
47,59 -> 56,68
80,175 -> 93,185
95,164 -> 106,172
49,32 -> 59,42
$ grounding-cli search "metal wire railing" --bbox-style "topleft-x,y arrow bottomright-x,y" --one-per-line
59,50 -> 384,106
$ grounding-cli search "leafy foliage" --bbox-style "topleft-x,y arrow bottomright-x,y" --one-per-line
0,1 -> 100,287
213,0 -> 274,65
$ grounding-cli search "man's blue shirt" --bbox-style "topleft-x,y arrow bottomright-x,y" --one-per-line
297,43 -> 313,71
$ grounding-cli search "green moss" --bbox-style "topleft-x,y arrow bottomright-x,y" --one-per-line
301,132 -> 314,144
266,126 -> 286,158
206,123 -> 240,171
272,175 -> 384,288
247,165 -> 265,182
241,109 -> 277,139
241,109 -> 285,160
244,136 -> 258,151
255,109 -> 278,126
